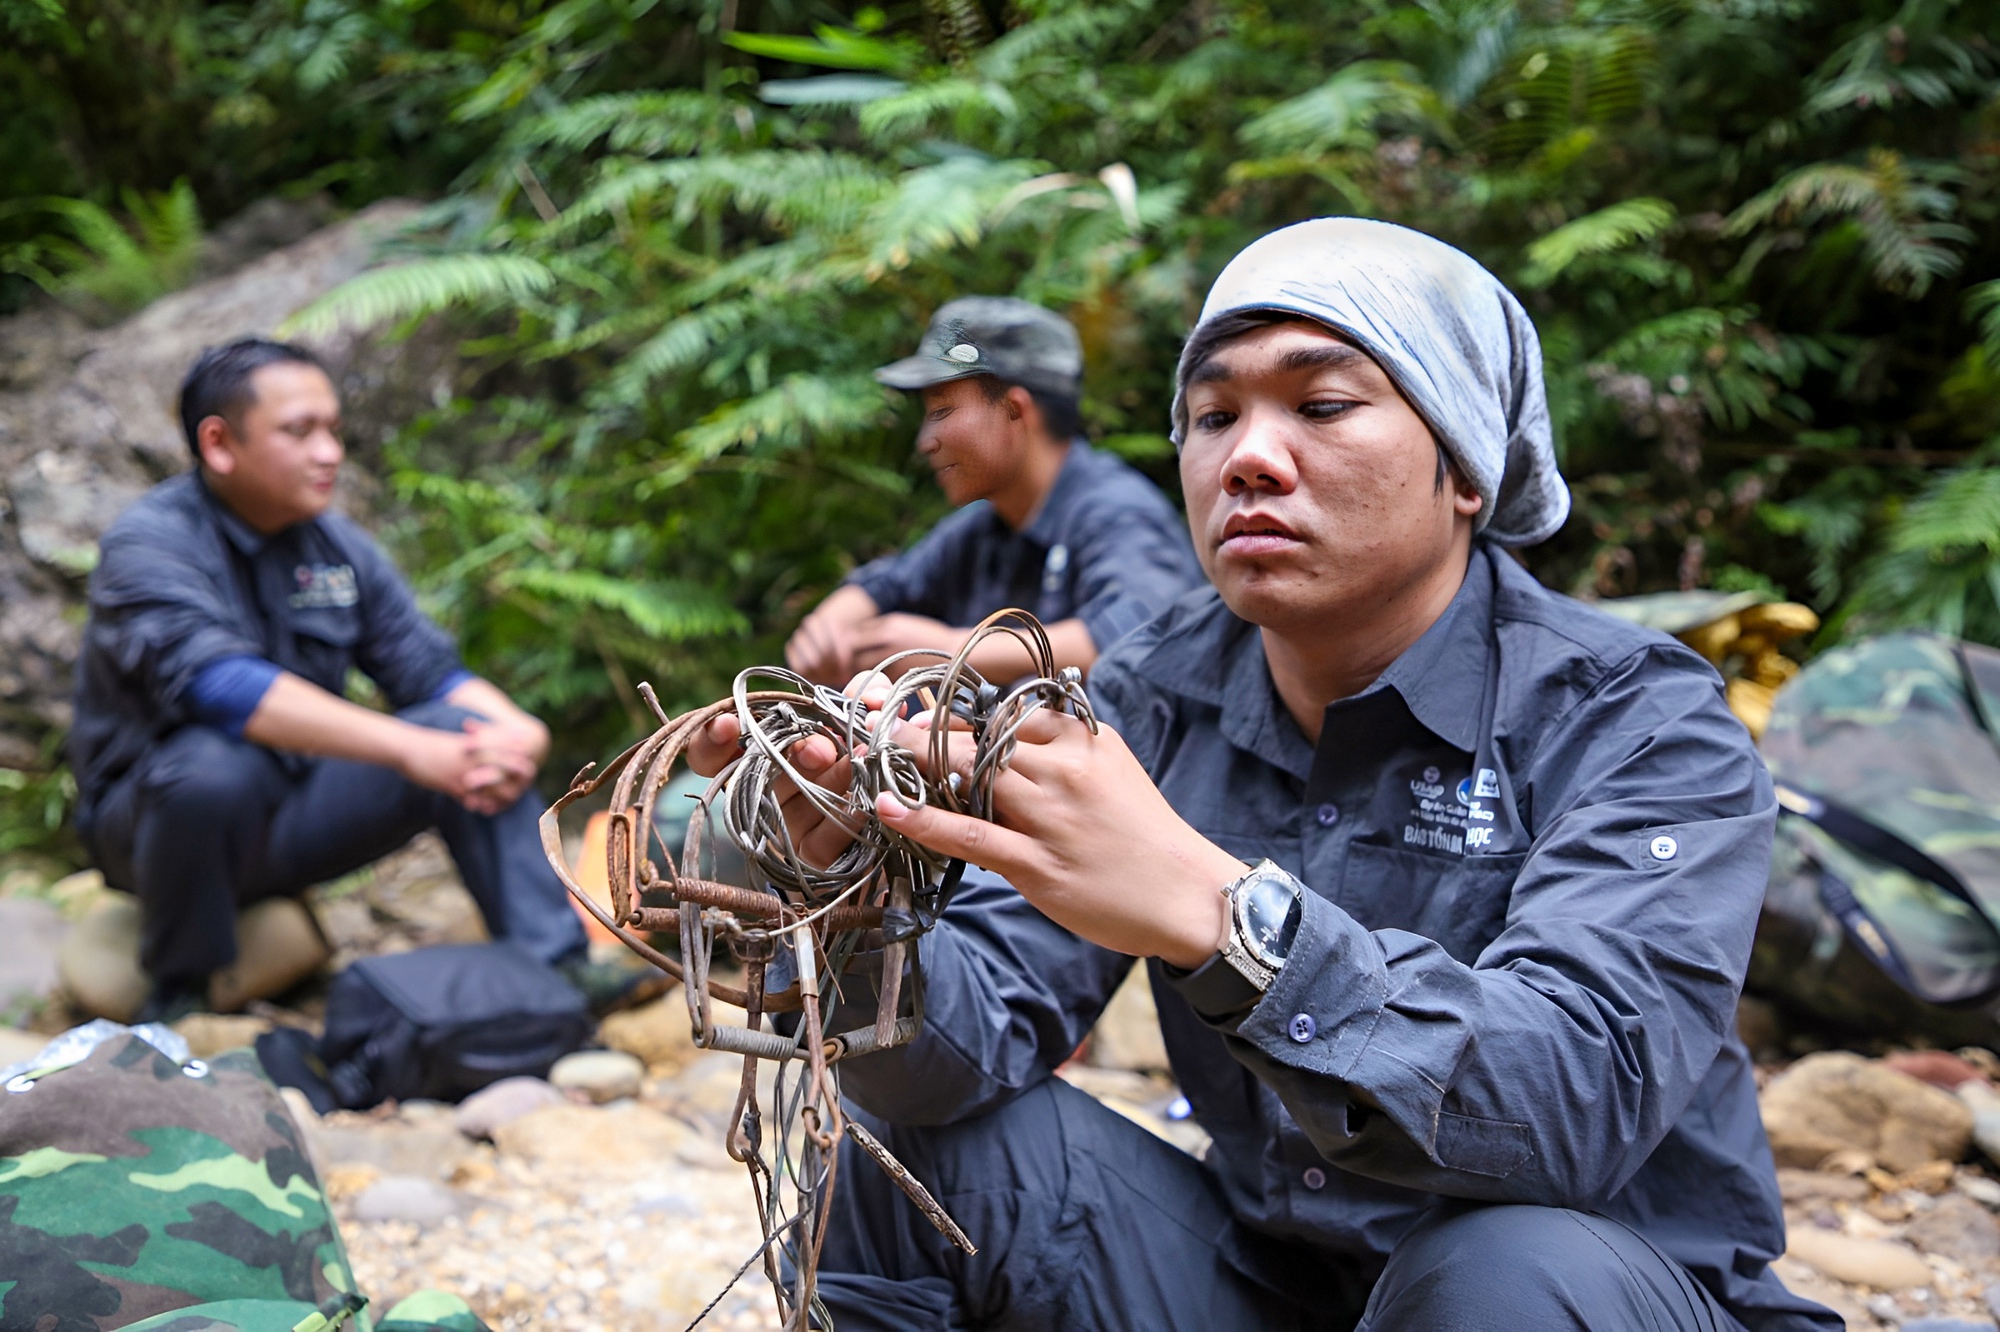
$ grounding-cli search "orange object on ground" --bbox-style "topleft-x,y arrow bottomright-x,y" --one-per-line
569,810 -> 619,943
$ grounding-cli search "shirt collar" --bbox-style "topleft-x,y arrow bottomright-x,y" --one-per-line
1130,591 -> 1317,782
1368,544 -> 1495,753
1130,543 -> 1500,774
196,472 -> 271,556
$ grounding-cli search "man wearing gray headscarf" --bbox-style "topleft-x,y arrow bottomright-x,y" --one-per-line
691,219 -> 1834,1329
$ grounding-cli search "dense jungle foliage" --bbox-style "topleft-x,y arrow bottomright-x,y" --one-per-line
5,0 -> 2000,800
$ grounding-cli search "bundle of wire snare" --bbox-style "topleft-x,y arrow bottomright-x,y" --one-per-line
539,609 -> 1095,1330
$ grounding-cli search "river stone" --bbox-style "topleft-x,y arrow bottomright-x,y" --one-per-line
1089,962 -> 1170,1073
0,897 -> 66,1015
1760,1052 -> 1973,1171
0,1026 -> 48,1067
351,1174 -> 467,1225
1901,1321 -> 1998,1332
1783,1228 -> 1932,1290
598,995 -> 698,1073
1907,1193 -> 2000,1267
1888,1051 -> 1988,1091
1776,1168 -> 1870,1203
492,1102 -> 692,1174
171,1012 -> 272,1058
454,1076 -> 567,1140
549,1049 -> 644,1103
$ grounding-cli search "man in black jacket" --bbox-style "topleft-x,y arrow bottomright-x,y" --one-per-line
71,338 -> 606,1020
785,297 -> 1200,686
690,222 -> 1833,1330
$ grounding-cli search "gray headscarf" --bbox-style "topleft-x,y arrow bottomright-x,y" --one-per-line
1170,217 -> 1569,547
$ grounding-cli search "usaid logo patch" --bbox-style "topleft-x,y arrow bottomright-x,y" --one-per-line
290,562 -> 358,609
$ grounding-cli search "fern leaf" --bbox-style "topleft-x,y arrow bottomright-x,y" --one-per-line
660,373 -> 886,483
864,155 -> 1034,275
1524,197 -> 1674,282
281,254 -> 557,336
856,77 -> 1010,143
1241,60 -> 1434,153
596,298 -> 759,407
496,568 -> 748,640
1967,281 -> 2000,361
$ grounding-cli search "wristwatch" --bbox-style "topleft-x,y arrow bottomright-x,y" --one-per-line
1218,860 -> 1305,990
1169,860 -> 1305,1018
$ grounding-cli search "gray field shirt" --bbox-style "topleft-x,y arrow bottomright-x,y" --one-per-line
829,541 -> 1834,1331
844,441 -> 1201,648
70,472 -> 464,818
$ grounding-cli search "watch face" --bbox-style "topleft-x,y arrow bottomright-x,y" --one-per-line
1235,870 -> 1301,968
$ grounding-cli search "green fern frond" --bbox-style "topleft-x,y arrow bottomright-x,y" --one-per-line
495,568 -> 748,640
511,91 -> 719,155
864,154 -> 1034,275
596,298 -> 759,407
297,11 -> 372,94
1883,467 -> 2000,557
1846,467 -> 2000,643
1727,151 -> 1970,296
1241,60 -> 1434,153
6,181 -> 204,317
664,373 -> 887,479
1596,307 -> 1732,369
1967,281 -> 2000,361
281,254 -> 557,336
857,77 -> 1012,143
1524,197 -> 1674,282
561,152 -> 888,236
976,7 -> 1127,83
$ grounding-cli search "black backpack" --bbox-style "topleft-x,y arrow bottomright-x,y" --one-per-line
259,942 -> 591,1111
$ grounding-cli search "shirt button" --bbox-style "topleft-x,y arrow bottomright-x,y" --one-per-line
1288,1013 -> 1316,1043
1301,1167 -> 1327,1191
1650,834 -> 1679,861
1315,803 -> 1341,827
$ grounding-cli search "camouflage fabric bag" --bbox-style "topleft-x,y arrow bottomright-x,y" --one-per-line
1750,632 -> 2000,1041
0,1029 -> 490,1332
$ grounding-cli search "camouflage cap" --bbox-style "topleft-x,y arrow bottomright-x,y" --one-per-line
874,297 -> 1082,397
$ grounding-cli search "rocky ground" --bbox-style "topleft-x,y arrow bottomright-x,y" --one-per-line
0,840 -> 1196,1329
11,846 -> 2000,1330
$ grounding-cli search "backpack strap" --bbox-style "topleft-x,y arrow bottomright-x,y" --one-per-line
1775,782 -> 1984,915
1777,781 -> 2000,1006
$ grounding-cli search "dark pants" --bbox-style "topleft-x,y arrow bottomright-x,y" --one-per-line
814,1078 -> 1743,1332
81,701 -> 587,987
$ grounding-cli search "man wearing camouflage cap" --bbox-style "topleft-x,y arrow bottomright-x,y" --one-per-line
785,297 -> 1201,684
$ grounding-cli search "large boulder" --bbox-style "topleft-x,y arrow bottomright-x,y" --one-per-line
1760,1051 -> 1974,1172
0,197 -> 464,749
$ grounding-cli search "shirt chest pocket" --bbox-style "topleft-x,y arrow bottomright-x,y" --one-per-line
1339,842 -> 1527,965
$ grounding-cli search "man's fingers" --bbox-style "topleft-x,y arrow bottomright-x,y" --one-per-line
686,714 -> 744,777
786,733 -> 840,777
875,792 -> 1038,874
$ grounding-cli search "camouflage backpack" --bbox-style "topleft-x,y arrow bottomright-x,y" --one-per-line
1749,632 -> 2000,1043
0,1025 -> 490,1332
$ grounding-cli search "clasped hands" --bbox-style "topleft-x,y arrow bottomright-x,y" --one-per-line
404,714 -> 547,816
686,685 -> 1245,968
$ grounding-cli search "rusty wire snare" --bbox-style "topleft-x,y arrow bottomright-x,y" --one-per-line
539,609 -> 1094,1329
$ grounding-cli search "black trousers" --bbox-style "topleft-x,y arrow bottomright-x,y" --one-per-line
81,700 -> 587,987
814,1077 -> 1745,1332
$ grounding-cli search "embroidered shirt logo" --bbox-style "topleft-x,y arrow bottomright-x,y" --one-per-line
290,563 -> 358,609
